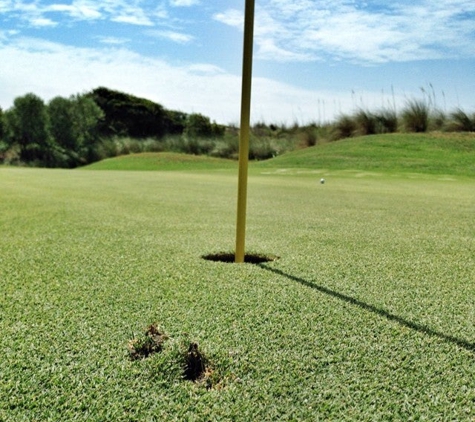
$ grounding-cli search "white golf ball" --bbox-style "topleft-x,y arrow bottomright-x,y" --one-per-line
320,178 -> 325,184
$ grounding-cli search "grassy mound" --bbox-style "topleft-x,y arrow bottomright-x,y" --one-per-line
81,133 -> 475,178
256,132 -> 475,177
82,151 -> 237,171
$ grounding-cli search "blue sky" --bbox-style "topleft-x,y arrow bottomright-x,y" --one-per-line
0,0 -> 474,124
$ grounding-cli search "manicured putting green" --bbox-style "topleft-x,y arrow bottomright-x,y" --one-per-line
1,137 -> 474,419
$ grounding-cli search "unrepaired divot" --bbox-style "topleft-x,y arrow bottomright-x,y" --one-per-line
128,323 -> 167,360
128,324 -> 214,386
184,342 -> 208,382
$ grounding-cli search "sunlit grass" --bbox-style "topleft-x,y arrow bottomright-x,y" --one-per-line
255,132 -> 475,177
82,151 -> 237,171
82,133 -> 475,178
1,157 -> 474,420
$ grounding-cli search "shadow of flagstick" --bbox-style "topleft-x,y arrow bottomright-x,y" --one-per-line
258,264 -> 475,354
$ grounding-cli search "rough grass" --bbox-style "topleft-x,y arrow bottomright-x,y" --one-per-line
1,144 -> 475,420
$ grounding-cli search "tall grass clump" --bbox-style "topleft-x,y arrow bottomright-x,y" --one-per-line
401,99 -> 431,132
354,109 -> 377,136
299,126 -> 318,147
179,137 -> 215,156
374,108 -> 399,133
209,137 -> 239,159
248,137 -> 277,160
332,109 -> 398,140
333,114 -> 357,140
90,137 -> 164,161
447,108 -> 475,132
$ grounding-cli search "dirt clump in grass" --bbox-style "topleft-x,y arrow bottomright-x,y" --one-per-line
128,323 -> 167,360
128,328 -> 219,388
183,342 -> 218,389
184,342 -> 207,380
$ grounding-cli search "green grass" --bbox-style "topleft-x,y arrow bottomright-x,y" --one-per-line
82,133 -> 475,179
1,135 -> 475,420
82,151 -> 237,171
256,132 -> 475,177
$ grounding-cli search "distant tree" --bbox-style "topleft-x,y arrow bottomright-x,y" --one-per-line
211,121 -> 226,138
89,87 -> 172,138
0,106 -> 7,161
4,93 -> 52,163
165,109 -> 188,135
48,94 -> 104,166
72,94 -> 105,159
48,96 -> 77,151
2,109 -> 14,146
184,113 -> 225,138
0,106 -> 4,140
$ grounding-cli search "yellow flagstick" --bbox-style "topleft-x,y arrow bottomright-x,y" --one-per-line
235,0 -> 256,263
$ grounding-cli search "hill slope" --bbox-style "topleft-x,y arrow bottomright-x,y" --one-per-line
256,132 -> 475,177
81,133 -> 475,177
82,152 -> 237,171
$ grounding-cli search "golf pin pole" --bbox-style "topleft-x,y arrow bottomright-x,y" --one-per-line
235,0 -> 255,263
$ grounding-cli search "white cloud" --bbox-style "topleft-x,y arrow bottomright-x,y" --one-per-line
1,1 -> 57,27
169,0 -> 200,6
213,9 -> 243,28
146,30 -> 194,44
0,0 -> 162,27
57,2 -> 103,20
257,38 -> 314,62
0,36 -> 376,124
45,4 -> 76,13
28,17 -> 58,27
0,29 -> 19,40
0,1 -> 13,12
112,14 -> 154,26
96,36 -> 130,46
216,0 -> 475,64
187,64 -> 225,75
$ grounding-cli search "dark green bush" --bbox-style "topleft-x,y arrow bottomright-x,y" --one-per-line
0,106 -> 4,141
184,113 -> 225,138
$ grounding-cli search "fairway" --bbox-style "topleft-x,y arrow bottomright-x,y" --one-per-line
1,165 -> 475,420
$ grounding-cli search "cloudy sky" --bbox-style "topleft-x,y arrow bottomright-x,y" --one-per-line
0,0 -> 474,124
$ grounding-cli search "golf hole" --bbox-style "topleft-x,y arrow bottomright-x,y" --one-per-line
202,252 -> 278,264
